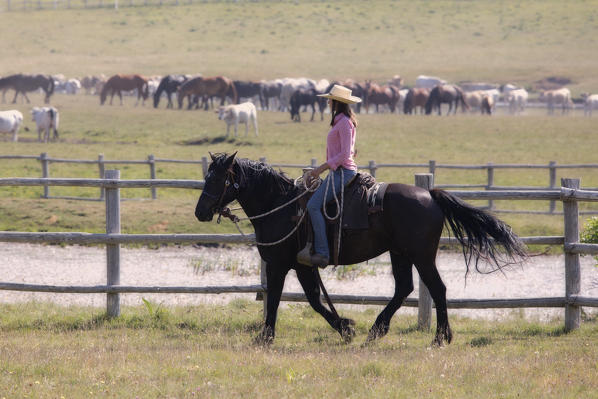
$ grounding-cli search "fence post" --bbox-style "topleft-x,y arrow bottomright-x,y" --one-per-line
40,152 -> 50,199
415,173 -> 434,331
549,161 -> 557,213
260,259 -> 267,319
148,154 -> 157,199
98,154 -> 105,200
311,158 -> 317,168
368,160 -> 377,177
105,170 -> 121,318
562,178 -> 580,331
487,162 -> 494,210
201,156 -> 209,178
428,160 -> 436,175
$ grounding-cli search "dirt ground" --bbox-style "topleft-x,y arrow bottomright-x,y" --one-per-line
1,242 -> 597,322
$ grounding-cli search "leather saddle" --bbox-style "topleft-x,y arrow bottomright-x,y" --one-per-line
296,172 -> 389,265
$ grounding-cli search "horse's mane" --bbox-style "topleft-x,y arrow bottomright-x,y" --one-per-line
213,154 -> 295,196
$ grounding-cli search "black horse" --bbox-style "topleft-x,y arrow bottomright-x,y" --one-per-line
425,84 -> 469,115
0,73 -> 54,104
233,80 -> 264,105
194,153 -> 527,346
289,88 -> 326,122
153,75 -> 188,108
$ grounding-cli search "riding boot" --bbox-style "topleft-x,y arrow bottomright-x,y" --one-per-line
296,241 -> 313,266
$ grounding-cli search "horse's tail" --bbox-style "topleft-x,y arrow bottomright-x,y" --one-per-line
424,88 -> 436,114
44,76 -> 55,104
229,81 -> 238,104
100,82 -> 109,105
456,87 -> 469,111
429,188 -> 527,274
154,79 -> 166,108
403,90 -> 412,114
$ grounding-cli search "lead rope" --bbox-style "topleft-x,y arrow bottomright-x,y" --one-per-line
224,177 -> 321,246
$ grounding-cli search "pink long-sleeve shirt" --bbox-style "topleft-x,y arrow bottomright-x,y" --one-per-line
326,113 -> 357,171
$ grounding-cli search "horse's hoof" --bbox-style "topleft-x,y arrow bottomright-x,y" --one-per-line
338,318 -> 356,343
254,327 -> 275,346
365,324 -> 389,344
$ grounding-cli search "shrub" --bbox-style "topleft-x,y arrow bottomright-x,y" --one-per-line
581,217 -> 598,266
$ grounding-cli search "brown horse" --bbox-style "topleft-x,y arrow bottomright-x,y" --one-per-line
403,88 -> 430,114
177,76 -> 237,110
363,80 -> 400,113
425,84 -> 469,115
100,74 -> 149,106
0,74 -> 55,104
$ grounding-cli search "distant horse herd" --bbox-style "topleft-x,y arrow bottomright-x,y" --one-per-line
1,72 -> 597,141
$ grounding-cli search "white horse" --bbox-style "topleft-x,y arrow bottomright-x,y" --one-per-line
415,75 -> 447,89
583,94 -> 598,116
0,110 -> 24,142
217,102 -> 258,137
539,88 -> 571,115
31,107 -> 59,142
279,78 -> 316,111
506,88 -> 528,115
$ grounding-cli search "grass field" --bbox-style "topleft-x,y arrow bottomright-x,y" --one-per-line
0,302 -> 597,398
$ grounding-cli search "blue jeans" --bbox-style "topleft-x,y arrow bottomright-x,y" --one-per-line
307,167 -> 357,258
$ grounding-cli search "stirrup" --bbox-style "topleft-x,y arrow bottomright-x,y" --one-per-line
296,241 -> 313,266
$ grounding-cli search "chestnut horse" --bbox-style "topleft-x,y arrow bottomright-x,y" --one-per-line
100,74 -> 149,106
425,84 -> 469,115
403,88 -> 430,114
177,76 -> 238,110
364,80 -> 400,113
0,74 -> 55,104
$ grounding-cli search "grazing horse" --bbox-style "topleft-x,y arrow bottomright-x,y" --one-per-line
234,80 -> 263,105
100,74 -> 149,106
425,84 -> 469,115
539,88 -> 571,115
403,88 -> 430,114
195,153 -> 527,345
153,75 -> 188,108
177,76 -> 237,110
363,80 -> 400,113
506,88 -> 528,115
0,74 -> 54,104
259,80 -> 282,110
289,88 -> 326,122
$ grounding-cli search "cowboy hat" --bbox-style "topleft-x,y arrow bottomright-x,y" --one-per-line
317,84 -> 362,104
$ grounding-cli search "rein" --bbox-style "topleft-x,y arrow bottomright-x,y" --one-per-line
211,168 -> 320,246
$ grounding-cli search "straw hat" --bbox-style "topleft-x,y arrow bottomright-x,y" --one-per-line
317,84 -> 362,104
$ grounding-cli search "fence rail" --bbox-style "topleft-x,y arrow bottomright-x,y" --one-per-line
3,153 -> 598,215
1,172 -> 597,332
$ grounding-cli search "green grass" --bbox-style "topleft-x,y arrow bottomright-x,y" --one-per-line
2,0 -> 598,95
0,301 -> 597,398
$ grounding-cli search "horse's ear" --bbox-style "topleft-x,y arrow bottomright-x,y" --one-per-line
224,152 -> 237,169
209,152 -> 216,162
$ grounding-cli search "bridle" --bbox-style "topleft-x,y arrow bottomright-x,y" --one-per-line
201,166 -> 240,224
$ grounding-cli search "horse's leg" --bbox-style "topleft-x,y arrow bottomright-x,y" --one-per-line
23,92 -> 31,104
310,104 -> 315,121
255,264 -> 289,345
366,252 -> 413,342
413,257 -> 452,346
295,266 -> 355,343
11,90 -> 19,104
118,91 -> 123,106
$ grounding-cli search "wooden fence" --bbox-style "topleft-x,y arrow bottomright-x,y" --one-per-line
2,153 -> 598,214
1,172 -> 598,332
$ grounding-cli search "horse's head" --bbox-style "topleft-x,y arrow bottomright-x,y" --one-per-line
195,152 -> 239,222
